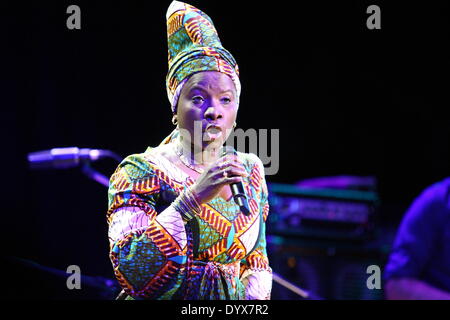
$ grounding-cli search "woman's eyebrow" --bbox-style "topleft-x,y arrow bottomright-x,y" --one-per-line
189,86 -> 234,96
189,86 -> 208,93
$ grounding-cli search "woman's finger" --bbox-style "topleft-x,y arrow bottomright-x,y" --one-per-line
221,164 -> 244,174
212,167 -> 246,181
218,159 -> 245,171
217,176 -> 242,185
225,167 -> 247,177
217,154 -> 239,165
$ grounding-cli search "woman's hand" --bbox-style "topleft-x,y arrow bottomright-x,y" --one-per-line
191,154 -> 248,204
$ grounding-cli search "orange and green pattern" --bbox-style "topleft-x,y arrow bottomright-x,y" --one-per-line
107,149 -> 271,299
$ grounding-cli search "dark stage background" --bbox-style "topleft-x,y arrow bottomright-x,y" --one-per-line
2,0 -> 449,299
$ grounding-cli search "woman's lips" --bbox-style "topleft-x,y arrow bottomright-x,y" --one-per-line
206,126 -> 221,134
204,125 -> 223,140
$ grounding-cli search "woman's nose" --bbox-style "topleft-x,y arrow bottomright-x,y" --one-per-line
204,103 -> 223,121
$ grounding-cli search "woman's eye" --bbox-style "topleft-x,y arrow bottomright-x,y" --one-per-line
192,96 -> 204,104
221,97 -> 231,104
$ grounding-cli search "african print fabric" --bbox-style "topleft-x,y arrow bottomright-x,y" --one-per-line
106,143 -> 272,299
166,1 -> 241,112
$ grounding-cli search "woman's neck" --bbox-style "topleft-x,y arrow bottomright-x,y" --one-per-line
179,137 -> 221,167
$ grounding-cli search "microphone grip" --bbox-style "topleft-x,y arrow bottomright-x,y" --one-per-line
230,183 -> 250,216
222,146 -> 250,215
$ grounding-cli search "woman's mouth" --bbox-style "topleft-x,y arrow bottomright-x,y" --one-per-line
206,126 -> 221,134
204,125 -> 223,141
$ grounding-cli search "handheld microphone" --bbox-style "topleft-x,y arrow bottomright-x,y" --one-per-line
222,146 -> 250,216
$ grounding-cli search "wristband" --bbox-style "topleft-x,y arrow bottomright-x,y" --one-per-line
173,187 -> 202,222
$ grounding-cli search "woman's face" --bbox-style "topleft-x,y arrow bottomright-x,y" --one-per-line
176,71 -> 238,150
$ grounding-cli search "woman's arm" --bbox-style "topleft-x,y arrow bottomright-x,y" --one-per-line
239,156 -> 273,300
107,154 -> 194,299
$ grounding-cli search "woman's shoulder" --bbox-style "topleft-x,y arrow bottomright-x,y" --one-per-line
119,144 -> 186,183
113,151 -> 156,180
236,151 -> 265,174
119,144 -> 172,167
109,145 -> 186,194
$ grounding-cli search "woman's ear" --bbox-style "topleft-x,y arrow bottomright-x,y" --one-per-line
172,114 -> 178,126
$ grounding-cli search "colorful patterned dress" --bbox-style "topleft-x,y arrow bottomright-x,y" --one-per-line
107,143 -> 272,299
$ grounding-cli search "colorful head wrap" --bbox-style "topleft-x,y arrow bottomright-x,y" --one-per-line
166,1 -> 241,113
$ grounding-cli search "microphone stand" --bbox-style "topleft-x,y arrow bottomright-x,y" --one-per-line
81,161 -> 110,187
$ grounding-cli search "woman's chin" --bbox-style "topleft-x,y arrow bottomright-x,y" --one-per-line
202,136 -> 224,150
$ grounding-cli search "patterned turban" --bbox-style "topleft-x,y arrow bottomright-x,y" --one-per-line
166,1 -> 241,113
